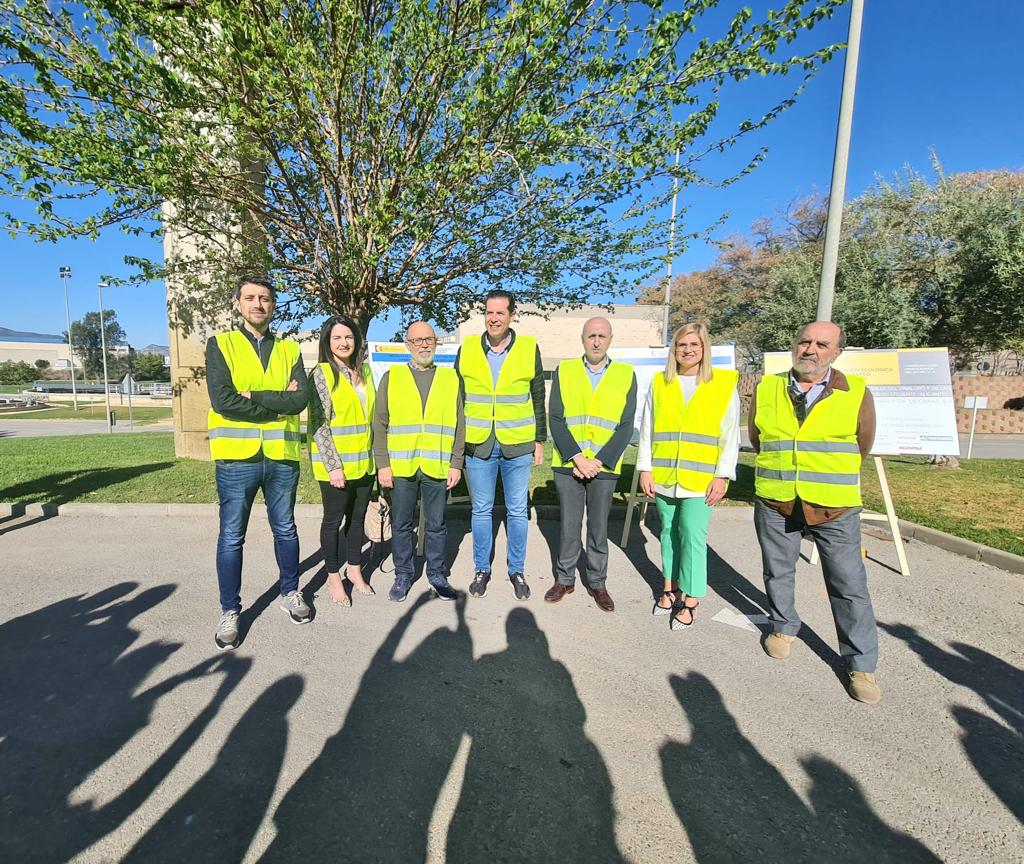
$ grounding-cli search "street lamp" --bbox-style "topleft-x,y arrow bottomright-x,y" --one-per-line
59,265 -> 79,410
98,281 -> 112,433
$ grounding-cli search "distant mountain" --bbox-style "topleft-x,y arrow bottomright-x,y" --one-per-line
0,326 -> 64,343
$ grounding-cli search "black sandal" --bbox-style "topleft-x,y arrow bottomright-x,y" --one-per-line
671,599 -> 699,631
653,591 -> 678,617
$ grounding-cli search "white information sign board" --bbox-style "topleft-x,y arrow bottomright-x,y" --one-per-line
763,347 -> 959,456
607,344 -> 737,433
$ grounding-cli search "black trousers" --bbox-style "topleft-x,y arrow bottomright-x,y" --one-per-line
318,474 -> 373,572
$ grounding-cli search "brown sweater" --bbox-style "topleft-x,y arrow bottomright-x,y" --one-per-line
748,367 -> 876,525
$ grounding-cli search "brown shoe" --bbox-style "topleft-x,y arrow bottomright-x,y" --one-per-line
586,586 -> 615,613
763,632 -> 796,660
847,671 -> 881,704
544,583 -> 574,603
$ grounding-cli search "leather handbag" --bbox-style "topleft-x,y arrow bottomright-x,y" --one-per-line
363,496 -> 392,544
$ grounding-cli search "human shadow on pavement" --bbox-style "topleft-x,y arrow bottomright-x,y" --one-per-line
260,592 -> 471,862
127,674 -> 304,862
881,624 -> 1023,820
262,600 -> 622,863
446,607 -> 623,863
0,582 -> 251,863
661,672 -> 940,863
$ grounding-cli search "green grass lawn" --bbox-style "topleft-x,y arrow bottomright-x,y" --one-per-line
2,404 -> 172,423
1,433 -> 1021,556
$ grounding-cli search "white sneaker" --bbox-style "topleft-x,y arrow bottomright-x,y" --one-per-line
215,609 -> 240,649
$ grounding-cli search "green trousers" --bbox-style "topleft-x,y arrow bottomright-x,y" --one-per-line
655,494 -> 713,597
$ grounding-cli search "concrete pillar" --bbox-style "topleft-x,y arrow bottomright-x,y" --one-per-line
163,203 -> 227,461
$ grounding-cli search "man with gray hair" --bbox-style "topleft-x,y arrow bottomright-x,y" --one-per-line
748,320 -> 881,704
547,317 -> 636,611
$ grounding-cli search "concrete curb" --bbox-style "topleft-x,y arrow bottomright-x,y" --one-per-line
3,500 -> 1022,574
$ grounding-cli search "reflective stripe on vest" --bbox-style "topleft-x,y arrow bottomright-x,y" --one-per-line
459,335 -> 537,445
386,364 -> 460,479
650,369 -> 738,492
753,373 -> 866,506
551,358 -> 635,474
309,362 -> 375,481
208,330 -> 301,461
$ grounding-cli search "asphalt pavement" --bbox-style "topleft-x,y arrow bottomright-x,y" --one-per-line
0,506 -> 1020,862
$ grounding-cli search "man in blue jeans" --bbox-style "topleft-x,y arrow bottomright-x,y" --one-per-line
206,276 -> 309,649
455,290 -> 546,600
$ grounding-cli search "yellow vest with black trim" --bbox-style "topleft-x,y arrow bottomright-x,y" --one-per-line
551,358 -> 635,474
754,373 -> 866,507
208,330 -> 301,461
651,369 -> 738,492
386,364 -> 460,479
460,335 -> 537,445
309,362 -> 375,481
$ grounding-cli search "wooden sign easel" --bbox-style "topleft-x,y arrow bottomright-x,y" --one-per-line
620,453 -> 910,576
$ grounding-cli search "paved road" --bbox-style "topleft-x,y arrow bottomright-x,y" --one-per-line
0,507 -> 1019,862
0,418 -> 173,438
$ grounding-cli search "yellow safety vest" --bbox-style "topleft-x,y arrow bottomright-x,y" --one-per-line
754,373 -> 866,506
460,335 -> 537,445
208,330 -> 301,461
386,364 -> 460,479
309,361 -> 375,481
651,369 -> 738,492
551,358 -> 635,474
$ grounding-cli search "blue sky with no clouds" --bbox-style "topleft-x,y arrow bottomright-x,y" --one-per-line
1,0 -> 1021,346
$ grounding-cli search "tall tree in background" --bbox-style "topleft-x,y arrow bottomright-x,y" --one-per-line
642,168 -> 1024,367
65,311 -> 126,379
0,0 -> 845,333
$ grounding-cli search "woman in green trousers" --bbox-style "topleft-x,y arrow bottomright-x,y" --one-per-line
637,323 -> 740,630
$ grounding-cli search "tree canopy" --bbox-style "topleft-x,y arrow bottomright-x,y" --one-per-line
1,0 -> 844,332
641,166 -> 1024,368
65,310 -> 127,379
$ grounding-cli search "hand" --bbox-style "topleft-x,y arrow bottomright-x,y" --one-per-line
571,466 -> 586,480
572,454 -> 600,479
286,379 -> 299,392
328,467 -> 346,489
446,467 -> 462,491
639,470 -> 655,498
378,467 -> 394,489
533,441 -> 544,467
705,477 -> 728,506
239,390 -> 251,399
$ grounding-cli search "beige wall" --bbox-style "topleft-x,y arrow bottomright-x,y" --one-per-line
0,341 -> 72,367
454,303 -> 665,369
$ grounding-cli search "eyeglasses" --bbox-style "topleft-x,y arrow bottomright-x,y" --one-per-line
406,337 -> 436,346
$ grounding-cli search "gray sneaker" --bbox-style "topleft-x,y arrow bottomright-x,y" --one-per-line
280,590 -> 311,624
215,609 -> 240,650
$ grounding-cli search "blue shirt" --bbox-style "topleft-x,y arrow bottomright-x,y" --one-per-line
486,336 -> 512,385
584,356 -> 611,390
789,368 -> 831,411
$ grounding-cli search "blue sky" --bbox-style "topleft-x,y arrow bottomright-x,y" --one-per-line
2,0 -> 1021,346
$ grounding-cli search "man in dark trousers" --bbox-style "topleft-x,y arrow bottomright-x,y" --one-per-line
547,317 -> 636,612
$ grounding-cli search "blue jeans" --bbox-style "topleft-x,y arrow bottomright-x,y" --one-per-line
215,459 -> 300,613
390,472 -> 449,584
465,448 -> 532,575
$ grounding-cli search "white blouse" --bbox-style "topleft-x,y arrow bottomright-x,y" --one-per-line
636,374 -> 741,499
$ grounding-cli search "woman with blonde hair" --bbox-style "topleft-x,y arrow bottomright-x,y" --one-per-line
637,322 -> 740,629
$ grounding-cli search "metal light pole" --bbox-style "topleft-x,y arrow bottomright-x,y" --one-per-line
662,148 -> 682,346
816,0 -> 864,322
98,281 -> 113,433
59,265 -> 79,410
